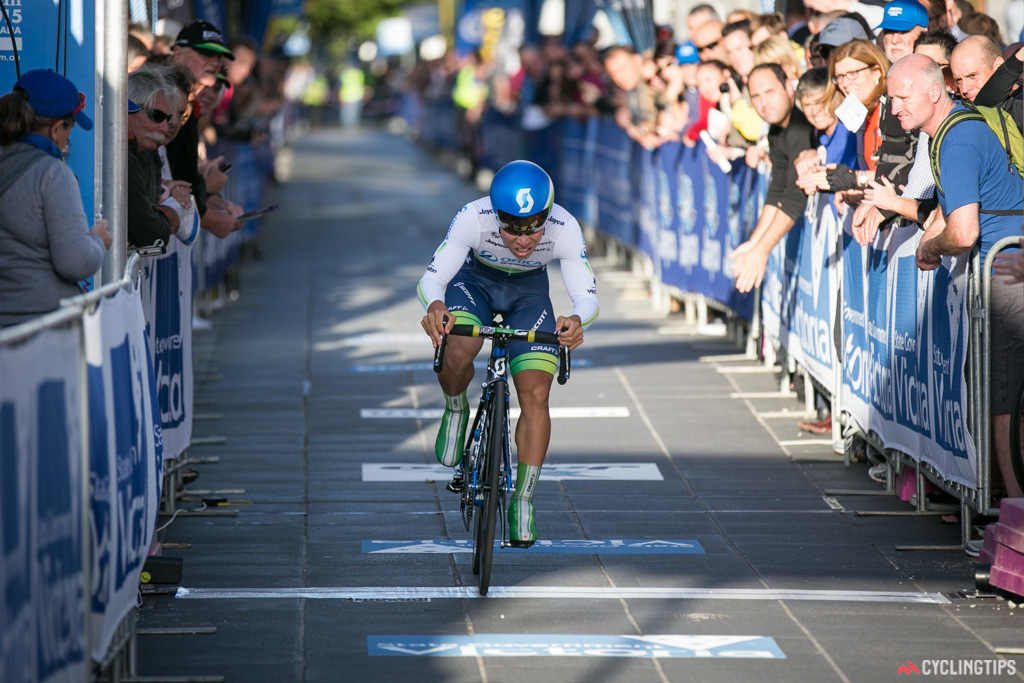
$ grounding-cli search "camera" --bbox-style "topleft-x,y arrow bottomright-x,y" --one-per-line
719,82 -> 730,93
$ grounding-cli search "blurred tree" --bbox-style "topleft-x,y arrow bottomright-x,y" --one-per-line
304,0 -> 415,42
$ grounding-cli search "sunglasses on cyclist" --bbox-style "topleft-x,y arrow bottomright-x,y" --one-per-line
497,207 -> 549,236
500,223 -> 546,236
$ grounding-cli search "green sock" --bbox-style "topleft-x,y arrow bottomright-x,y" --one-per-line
435,391 -> 468,466
513,463 -> 541,500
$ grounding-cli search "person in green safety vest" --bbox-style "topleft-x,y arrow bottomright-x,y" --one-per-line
302,70 -> 330,128
339,64 -> 366,128
452,50 -> 490,176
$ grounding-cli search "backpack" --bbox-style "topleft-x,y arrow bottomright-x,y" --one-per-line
929,100 -> 1024,216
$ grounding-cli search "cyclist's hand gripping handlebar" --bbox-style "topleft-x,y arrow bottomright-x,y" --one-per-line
433,320 -> 571,384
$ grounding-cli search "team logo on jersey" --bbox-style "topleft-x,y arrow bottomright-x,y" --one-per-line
516,188 -> 534,213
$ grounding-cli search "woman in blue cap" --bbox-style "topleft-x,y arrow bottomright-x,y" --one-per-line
0,69 -> 110,327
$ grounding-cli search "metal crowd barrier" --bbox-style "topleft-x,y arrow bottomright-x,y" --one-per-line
0,254 -> 142,682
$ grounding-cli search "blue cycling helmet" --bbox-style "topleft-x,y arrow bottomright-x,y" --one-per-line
489,160 -> 554,234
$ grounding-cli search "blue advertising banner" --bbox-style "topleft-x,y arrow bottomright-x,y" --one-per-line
0,326 -> 87,683
557,117 -> 597,227
0,0 -> 96,221
593,118 -> 635,244
141,240 -> 194,460
653,144 -> 757,318
760,214 -> 803,343
770,197 -> 839,394
636,146 -> 657,259
840,217 -> 976,487
84,288 -> 163,660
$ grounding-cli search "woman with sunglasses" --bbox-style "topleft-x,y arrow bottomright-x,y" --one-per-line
419,160 -> 599,547
798,40 -> 893,227
0,69 -> 110,327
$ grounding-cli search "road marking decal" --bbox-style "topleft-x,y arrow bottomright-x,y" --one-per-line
352,359 -> 594,373
361,539 -> 704,554
367,634 -> 786,658
176,586 -> 951,604
361,463 -> 663,482
360,407 -> 629,419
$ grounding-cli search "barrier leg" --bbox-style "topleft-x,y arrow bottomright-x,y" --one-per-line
802,367 -> 815,415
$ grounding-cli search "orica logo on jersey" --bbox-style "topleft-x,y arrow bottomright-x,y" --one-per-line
516,188 -> 534,213
479,250 -> 542,267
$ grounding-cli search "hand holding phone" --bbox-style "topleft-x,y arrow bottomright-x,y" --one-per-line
236,204 -> 279,221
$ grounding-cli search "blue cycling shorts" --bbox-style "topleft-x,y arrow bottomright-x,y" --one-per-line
444,258 -> 558,376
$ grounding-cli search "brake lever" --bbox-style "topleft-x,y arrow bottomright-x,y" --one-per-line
433,316 -> 449,374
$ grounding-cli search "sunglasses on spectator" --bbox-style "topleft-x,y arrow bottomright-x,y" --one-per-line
813,45 -> 833,61
696,40 -> 719,52
831,65 -> 872,85
144,107 -> 173,124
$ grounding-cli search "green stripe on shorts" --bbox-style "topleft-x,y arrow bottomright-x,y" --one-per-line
510,351 -> 558,376
450,311 -> 483,327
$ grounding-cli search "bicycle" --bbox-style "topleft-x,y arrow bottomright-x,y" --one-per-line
433,322 -> 570,595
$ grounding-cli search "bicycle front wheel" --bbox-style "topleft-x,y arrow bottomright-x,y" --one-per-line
473,384 -> 507,595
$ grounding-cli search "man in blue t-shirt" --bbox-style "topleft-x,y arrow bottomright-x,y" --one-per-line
889,54 -> 1024,500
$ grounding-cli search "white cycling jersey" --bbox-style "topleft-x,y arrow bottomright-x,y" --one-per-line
417,197 -> 600,328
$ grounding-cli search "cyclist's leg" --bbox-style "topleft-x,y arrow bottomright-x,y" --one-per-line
508,369 -> 553,544
504,278 -> 558,544
435,272 -> 489,466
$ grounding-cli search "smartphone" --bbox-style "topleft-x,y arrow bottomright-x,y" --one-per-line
218,162 -> 232,173
236,204 -> 279,221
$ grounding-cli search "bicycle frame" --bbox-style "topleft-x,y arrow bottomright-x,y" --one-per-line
461,340 -> 513,539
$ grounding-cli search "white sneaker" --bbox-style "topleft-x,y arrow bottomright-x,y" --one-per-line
868,463 -> 887,484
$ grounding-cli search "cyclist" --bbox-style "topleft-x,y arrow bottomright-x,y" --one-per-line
419,160 -> 599,547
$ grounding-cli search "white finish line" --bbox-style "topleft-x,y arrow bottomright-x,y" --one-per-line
175,585 -> 950,604
362,463 -> 664,482
361,407 -> 630,419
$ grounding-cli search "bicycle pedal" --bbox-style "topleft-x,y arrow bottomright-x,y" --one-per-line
446,472 -> 464,493
505,540 -> 535,549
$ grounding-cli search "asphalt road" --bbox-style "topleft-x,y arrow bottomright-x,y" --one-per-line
136,125 -> 1024,683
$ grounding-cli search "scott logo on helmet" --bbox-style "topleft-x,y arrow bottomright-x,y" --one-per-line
516,188 -> 534,214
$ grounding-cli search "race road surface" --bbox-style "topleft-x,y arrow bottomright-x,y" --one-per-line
137,126 -> 1024,683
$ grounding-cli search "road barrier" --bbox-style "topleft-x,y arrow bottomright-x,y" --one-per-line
0,255 -> 164,680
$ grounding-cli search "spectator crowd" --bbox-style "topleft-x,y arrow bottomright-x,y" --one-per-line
0,17 -> 296,330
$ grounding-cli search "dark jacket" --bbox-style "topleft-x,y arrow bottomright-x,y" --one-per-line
127,138 -> 173,248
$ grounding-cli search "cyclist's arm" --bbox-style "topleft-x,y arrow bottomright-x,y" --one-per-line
417,206 -> 477,310
554,221 -> 600,330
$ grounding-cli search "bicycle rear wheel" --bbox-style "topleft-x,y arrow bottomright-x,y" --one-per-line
472,384 -> 506,595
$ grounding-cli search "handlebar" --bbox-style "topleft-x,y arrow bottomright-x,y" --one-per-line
433,323 -> 571,385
